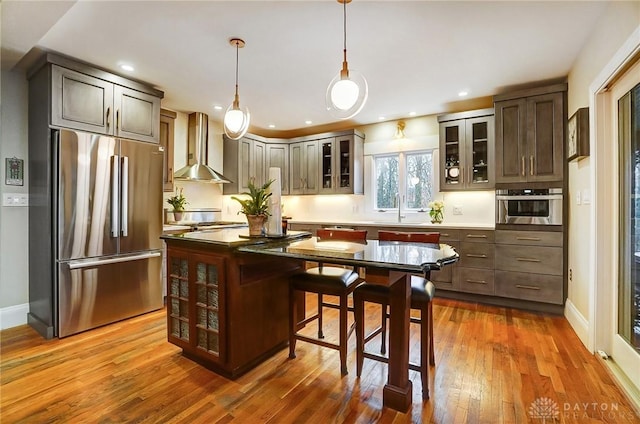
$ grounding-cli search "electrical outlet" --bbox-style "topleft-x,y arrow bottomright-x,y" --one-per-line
582,189 -> 591,205
452,205 -> 463,215
3,193 -> 28,207
569,268 -> 572,281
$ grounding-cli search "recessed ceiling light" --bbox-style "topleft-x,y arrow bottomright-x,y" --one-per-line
458,91 -> 468,97
378,116 -> 385,121
213,105 -> 223,111
268,124 -> 276,129
120,64 -> 134,72
305,120 -> 313,125
408,111 -> 416,117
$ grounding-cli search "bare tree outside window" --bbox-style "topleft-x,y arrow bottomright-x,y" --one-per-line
374,151 -> 433,210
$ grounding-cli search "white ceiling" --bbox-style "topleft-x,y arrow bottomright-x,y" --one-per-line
2,1 -> 610,135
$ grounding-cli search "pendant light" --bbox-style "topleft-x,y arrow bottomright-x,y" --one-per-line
224,38 -> 250,140
325,0 -> 368,120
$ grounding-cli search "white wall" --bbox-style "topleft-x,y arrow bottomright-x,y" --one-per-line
565,0 -> 640,342
0,69 -> 30,326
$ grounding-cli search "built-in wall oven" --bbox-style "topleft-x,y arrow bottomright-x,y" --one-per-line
496,188 -> 563,226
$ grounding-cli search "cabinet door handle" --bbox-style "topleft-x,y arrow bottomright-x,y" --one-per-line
116,109 -> 120,131
466,254 -> 487,258
530,156 -> 534,176
466,279 -> 487,284
467,234 -> 487,239
106,107 -> 111,129
516,257 -> 541,262
169,167 -> 173,183
516,284 -> 541,290
516,236 -> 541,241
521,156 -> 525,176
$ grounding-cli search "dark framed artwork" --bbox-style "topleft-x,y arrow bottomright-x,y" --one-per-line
567,107 -> 589,162
5,157 -> 24,186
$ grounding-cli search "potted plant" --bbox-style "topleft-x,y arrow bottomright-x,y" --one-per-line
232,179 -> 274,236
167,188 -> 188,222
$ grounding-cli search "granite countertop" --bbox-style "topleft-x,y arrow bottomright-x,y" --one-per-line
161,228 -> 311,248
287,219 -> 495,230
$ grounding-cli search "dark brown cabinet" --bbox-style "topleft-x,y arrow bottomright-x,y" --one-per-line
51,63 -> 161,143
438,108 -> 495,191
160,109 -> 176,192
164,240 -> 304,378
494,84 -> 566,184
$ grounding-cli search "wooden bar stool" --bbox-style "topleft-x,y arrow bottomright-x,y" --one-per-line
353,230 -> 440,398
289,228 -> 367,375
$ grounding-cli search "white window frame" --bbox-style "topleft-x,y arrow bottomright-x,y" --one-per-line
371,149 -> 435,215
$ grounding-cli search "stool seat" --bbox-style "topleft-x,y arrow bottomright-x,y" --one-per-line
354,275 -> 434,304
288,228 -> 368,375
353,230 -> 440,399
290,267 -> 359,289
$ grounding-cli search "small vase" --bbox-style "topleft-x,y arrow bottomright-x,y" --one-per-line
246,214 -> 267,236
431,219 -> 442,224
173,211 -> 183,222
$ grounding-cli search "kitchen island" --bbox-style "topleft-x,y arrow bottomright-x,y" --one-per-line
160,228 -> 310,378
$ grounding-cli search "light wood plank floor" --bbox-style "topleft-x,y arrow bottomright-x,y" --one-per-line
1,297 -> 638,423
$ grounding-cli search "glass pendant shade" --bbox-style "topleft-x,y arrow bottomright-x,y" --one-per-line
326,69 -> 368,119
224,104 -> 250,140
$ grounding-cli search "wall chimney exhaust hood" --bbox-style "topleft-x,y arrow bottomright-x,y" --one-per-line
174,112 -> 232,183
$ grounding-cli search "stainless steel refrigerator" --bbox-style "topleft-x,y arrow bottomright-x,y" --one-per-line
30,129 -> 164,338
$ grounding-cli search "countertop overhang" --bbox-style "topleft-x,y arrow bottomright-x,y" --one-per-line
160,228 -> 311,248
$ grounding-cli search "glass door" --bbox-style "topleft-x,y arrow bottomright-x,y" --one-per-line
441,121 -> 464,189
611,59 -> 640,390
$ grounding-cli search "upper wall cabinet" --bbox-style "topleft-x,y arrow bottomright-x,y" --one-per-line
438,108 -> 495,191
318,132 -> 364,195
289,140 -> 319,195
160,109 -> 177,192
224,129 -> 364,196
494,83 -> 566,184
48,58 -> 162,143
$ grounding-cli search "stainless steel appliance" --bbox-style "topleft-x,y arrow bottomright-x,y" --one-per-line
32,129 -> 164,338
496,188 -> 563,226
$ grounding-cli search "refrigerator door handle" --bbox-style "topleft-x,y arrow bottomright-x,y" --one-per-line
111,155 -> 120,237
121,156 -> 129,237
68,251 -> 162,270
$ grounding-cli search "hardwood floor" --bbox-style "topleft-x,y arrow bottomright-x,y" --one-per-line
1,297 -> 638,423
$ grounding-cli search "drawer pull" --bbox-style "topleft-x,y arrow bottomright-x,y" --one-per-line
466,254 -> 488,258
516,257 -> 541,262
516,236 -> 541,241
467,234 -> 487,239
441,233 -> 450,237
466,279 -> 487,284
516,284 -> 541,290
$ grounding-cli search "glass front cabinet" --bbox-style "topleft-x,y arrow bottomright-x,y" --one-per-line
438,108 -> 495,191
167,248 -> 226,365
318,131 -> 364,195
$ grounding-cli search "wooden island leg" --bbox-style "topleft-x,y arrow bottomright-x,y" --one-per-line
365,269 -> 413,412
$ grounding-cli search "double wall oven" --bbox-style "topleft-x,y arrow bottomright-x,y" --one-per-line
496,188 -> 563,227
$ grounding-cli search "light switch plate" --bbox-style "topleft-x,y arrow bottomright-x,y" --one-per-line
576,190 -> 581,205
2,193 -> 28,206
582,189 -> 591,205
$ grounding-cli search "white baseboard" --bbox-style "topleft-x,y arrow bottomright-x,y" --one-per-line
564,299 -> 590,349
0,303 -> 29,330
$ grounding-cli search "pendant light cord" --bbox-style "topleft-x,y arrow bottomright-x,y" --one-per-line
235,40 -> 239,97
342,0 -> 347,64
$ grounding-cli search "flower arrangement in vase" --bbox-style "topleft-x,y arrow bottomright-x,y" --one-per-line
428,200 -> 444,224
232,179 -> 274,236
167,188 -> 188,222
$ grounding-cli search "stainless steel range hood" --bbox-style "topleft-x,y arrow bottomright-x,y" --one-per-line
174,112 -> 232,183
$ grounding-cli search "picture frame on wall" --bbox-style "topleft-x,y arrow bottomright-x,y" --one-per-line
567,107 -> 589,162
